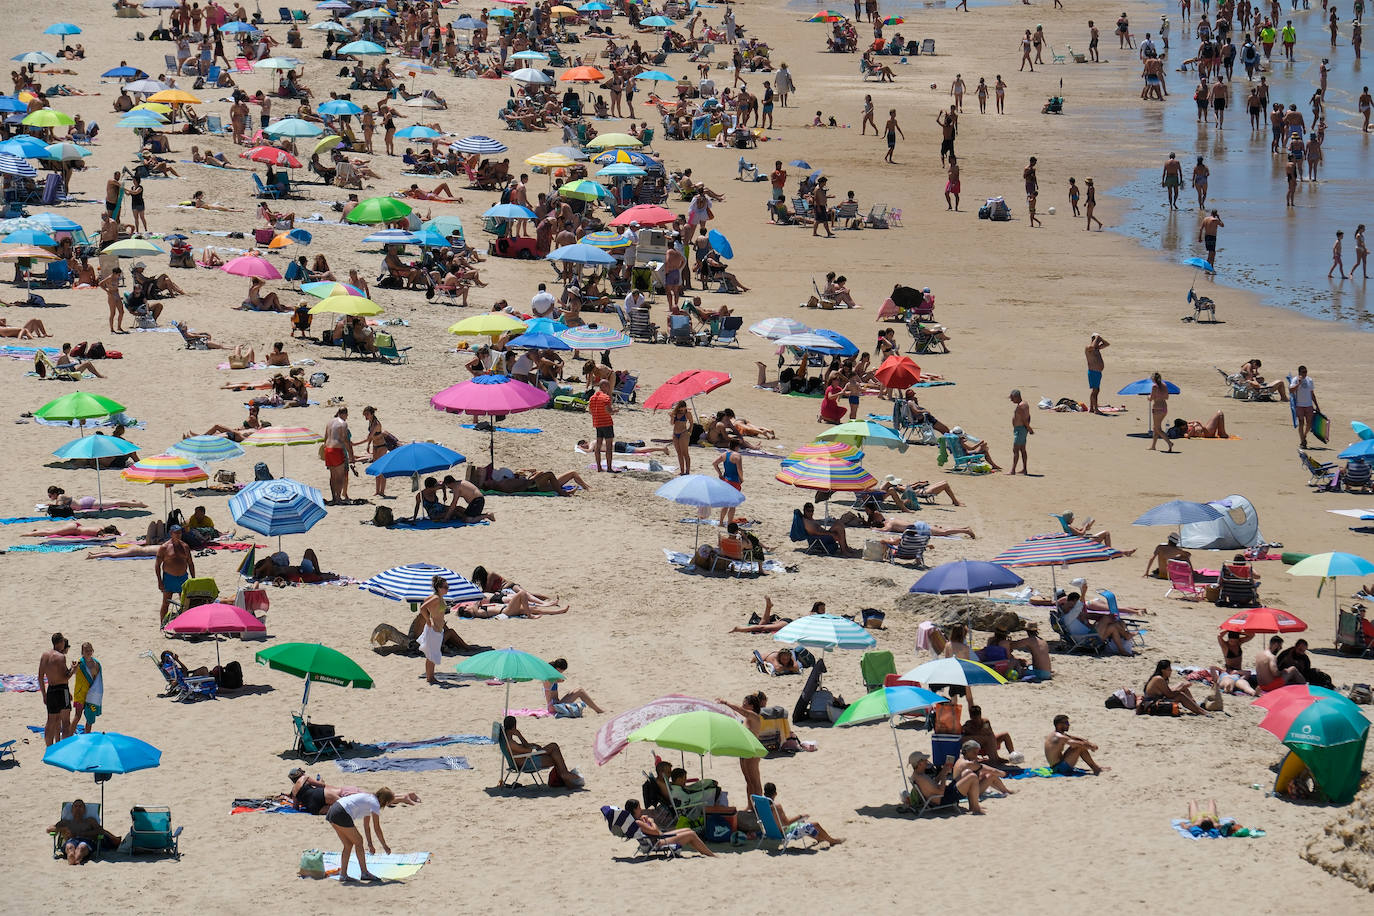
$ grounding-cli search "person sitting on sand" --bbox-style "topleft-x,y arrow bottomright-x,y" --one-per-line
50,799 -> 122,865
761,782 -> 844,847
1044,713 -> 1107,774
502,716 -> 583,786
22,522 -> 120,538
190,146 -> 236,168
544,657 -> 605,715
823,272 -> 858,308
879,476 -> 961,508
904,749 -> 986,814
253,548 -> 326,581
247,277 -> 287,312
0,317 -> 51,338
867,506 -> 975,538
1143,659 -> 1210,715
1059,510 -> 1131,552
1167,412 -> 1230,439
946,426 -> 1001,470
961,706 -> 1015,766
1254,635 -> 1306,692
264,341 -> 291,367
1010,622 -> 1053,678
283,769 -> 420,815
953,739 -> 1015,797
1143,532 -> 1191,578
800,501 -> 858,555
51,343 -> 107,379
623,799 -> 716,856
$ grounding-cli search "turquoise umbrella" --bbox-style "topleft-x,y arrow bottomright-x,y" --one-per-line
53,434 -> 141,506
169,435 -> 245,463
338,40 -> 386,55
634,69 -> 676,82
395,124 -> 440,139
455,647 -> 563,715
264,118 -> 323,138
44,732 -> 161,815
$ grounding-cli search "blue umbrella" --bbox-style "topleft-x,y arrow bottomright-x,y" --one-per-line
506,331 -> 572,350
910,560 -> 1024,594
509,50 -> 549,61
635,70 -> 677,82
338,39 -> 387,55
363,229 -> 421,245
118,114 -> 168,129
31,213 -> 83,232
395,124 -> 440,139
0,135 -> 50,157
773,614 -> 875,651
452,16 -> 484,29
220,21 -> 261,33
364,441 -> 466,478
1117,377 -> 1180,396
707,228 -> 733,259
523,316 -> 569,335
0,96 -> 28,113
318,99 -> 364,116
789,159 -> 812,169
0,152 -> 37,178
229,478 -> 328,550
482,204 -> 536,222
44,23 -> 82,36
809,329 -> 858,357
656,474 -> 745,548
546,243 -> 616,265
5,228 -> 57,247
641,15 -> 676,27
1132,499 -> 1223,527
1182,257 -> 1214,272
592,150 -> 653,166
1338,439 -> 1374,460
413,227 -> 451,248
43,732 -> 162,813
581,1 -> 611,8
53,434 -> 141,506
102,66 -> 146,79
361,563 -> 483,605
263,118 -> 323,138
487,7 -> 515,15
169,435 -> 246,463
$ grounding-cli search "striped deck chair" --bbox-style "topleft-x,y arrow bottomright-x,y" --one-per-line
601,805 -> 681,858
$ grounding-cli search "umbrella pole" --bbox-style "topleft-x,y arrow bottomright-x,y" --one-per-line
215,637 -> 222,668
890,719 -> 912,804
504,680 -> 512,718
94,463 -> 103,510
301,674 -> 312,718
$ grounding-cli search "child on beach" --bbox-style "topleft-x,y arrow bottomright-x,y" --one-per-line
1068,177 -> 1081,216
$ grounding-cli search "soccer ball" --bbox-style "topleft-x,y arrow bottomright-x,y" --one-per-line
1047,206 -> 1057,215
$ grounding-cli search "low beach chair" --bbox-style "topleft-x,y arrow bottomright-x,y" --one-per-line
860,651 -> 896,692
33,350 -> 82,381
1216,565 -> 1260,608
374,332 -> 411,364
667,314 -> 694,346
939,434 -> 991,473
921,38 -> 936,55
1336,607 -> 1374,657
601,805 -> 681,858
864,204 -> 890,229
1099,590 -> 1147,648
907,778 -> 964,817
50,801 -> 104,859
715,315 -> 743,346
1050,608 -> 1106,655
789,509 -> 838,555
1299,450 -> 1338,489
612,373 -> 639,405
252,173 -> 283,200
0,739 -> 15,765
886,526 -> 929,566
493,721 -> 547,788
293,713 -> 345,763
1164,558 -> 1206,601
750,795 -> 811,852
129,806 -> 182,857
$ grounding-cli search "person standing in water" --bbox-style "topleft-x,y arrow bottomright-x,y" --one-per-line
1353,224 -> 1369,278
1191,156 -> 1210,208
1329,230 -> 1347,279
1199,209 -> 1224,264
1162,153 -> 1183,209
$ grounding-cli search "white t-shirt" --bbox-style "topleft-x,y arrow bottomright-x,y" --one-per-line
530,291 -> 557,318
1291,374 -> 1315,408
511,352 -> 534,376
338,792 -> 380,820
624,291 -> 646,312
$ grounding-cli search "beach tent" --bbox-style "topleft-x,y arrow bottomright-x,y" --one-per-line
1178,494 -> 1263,550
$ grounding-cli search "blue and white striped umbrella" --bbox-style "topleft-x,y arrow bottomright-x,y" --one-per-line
453,135 -> 507,154
557,324 -> 631,349
773,614 -> 877,651
363,229 -> 421,245
229,478 -> 327,547
169,435 -> 246,463
0,153 -> 37,178
361,563 -> 483,604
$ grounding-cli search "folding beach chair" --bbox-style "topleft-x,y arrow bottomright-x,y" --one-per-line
292,713 -> 346,763
612,373 -> 638,405
790,509 -> 838,555
667,314 -> 694,346
938,434 -> 991,473
129,806 -> 182,857
374,332 -> 411,364
921,38 -> 936,55
252,173 -> 283,199
860,651 -> 896,692
204,114 -> 225,136
163,54 -> 179,73
492,721 -> 548,788
50,802 -> 104,859
1299,450 -> 1338,489
1098,590 -> 1147,648
234,57 -> 254,74
1164,558 -> 1206,601
864,204 -> 890,228
750,795 -> 812,852
278,6 -> 292,21
1050,608 -> 1106,655
715,315 -> 743,346
886,526 -> 929,566
906,776 -> 964,817
601,805 -> 681,858
33,350 -> 83,381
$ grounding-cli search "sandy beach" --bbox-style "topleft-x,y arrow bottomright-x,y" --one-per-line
2,0 -> 1373,910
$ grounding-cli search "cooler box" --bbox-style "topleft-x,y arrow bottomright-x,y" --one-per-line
931,733 -> 962,766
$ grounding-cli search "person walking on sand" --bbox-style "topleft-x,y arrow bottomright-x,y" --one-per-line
1148,371 -> 1174,452
1086,333 -> 1109,414
1084,177 -> 1104,230
1162,153 -> 1183,209
976,77 -> 989,113
1009,389 -> 1032,475
418,575 -> 449,685
1024,157 -> 1041,227
1353,224 -> 1369,277
1020,30 -> 1036,71
883,109 -> 904,164
860,94 -> 876,135
1199,209 -> 1224,264
39,632 -> 75,747
1089,20 -> 1101,61
713,441 -> 743,526
1329,230 -> 1348,279
995,74 -> 1007,113
1292,364 -> 1320,448
1068,177 -> 1081,216
1209,76 -> 1229,129
950,74 -> 966,112
98,267 -> 125,334
944,155 -> 961,211
1282,19 -> 1296,61
1192,156 -> 1210,208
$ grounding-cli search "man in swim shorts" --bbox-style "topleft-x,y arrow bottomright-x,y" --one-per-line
51,799 -> 120,865
1161,152 -> 1183,209
39,632 -> 75,746
154,525 -> 194,625
323,407 -> 356,505
1198,209 -> 1224,264
1009,388 -> 1032,475
1044,714 -> 1106,775
1085,332 -> 1109,414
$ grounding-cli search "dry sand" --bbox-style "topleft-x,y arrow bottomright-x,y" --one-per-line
2,0 -> 1372,911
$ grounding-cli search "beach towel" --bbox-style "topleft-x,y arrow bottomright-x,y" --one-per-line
335,755 -> 470,773
505,707 -> 553,718
1,674 -> 40,692
231,799 -> 308,815
129,326 -> 181,334
372,734 -> 494,750
319,850 -> 431,881
458,424 -> 542,434
28,724 -> 86,734
254,400 -> 320,409
34,417 -> 146,430
0,345 -> 60,358
678,518 -> 759,528
0,516 -> 59,525
391,517 -> 492,530
1171,818 -> 1265,840
663,548 -> 790,576
586,460 -> 660,472
7,543 -> 99,553
1006,766 -> 1086,780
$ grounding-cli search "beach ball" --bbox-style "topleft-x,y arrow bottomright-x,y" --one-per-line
1047,206 -> 1056,215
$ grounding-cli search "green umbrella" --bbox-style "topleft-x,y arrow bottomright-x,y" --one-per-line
255,642 -> 372,713
834,685 -> 948,801
22,108 -> 75,128
345,196 -> 414,225
34,391 -> 127,435
816,419 -> 908,449
627,710 -> 768,759
455,647 -> 563,715
557,178 -> 610,201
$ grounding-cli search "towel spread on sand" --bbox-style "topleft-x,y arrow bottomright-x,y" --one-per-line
0,516 -> 59,525
335,755 -> 471,773
1005,765 -> 1086,780
27,724 -> 86,734
8,543 -> 98,553
458,424 -> 542,434
231,799 -> 309,815
1171,818 -> 1266,840
319,851 -> 431,881
372,734 -> 494,750
392,517 -> 492,530
1,674 -> 40,692
505,707 -> 552,718
663,548 -> 790,576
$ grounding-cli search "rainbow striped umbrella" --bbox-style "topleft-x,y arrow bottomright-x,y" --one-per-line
301,281 -> 365,299
169,435 -> 245,463
783,441 -> 862,466
580,230 -> 629,250
992,535 -> 1124,568
122,454 -> 207,511
774,455 -> 877,491
245,426 -> 323,474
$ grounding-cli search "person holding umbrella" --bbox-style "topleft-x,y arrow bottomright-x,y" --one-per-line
325,787 -> 396,883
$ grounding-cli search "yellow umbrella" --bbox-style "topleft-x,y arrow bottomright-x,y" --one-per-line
132,102 -> 172,114
586,133 -> 642,150
550,4 -> 580,14
525,151 -> 576,169
147,89 -> 202,105
448,313 -> 526,337
16,90 -> 37,104
309,295 -> 384,316
313,135 -> 344,157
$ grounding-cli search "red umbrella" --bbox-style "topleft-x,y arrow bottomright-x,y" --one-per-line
241,146 -> 302,168
874,355 -> 922,389
1218,607 -> 1308,634
609,204 -> 676,227
643,369 -> 731,410
1252,684 -> 1342,712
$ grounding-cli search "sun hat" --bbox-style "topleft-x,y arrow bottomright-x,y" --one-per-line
884,474 -> 903,486
950,426 -> 964,436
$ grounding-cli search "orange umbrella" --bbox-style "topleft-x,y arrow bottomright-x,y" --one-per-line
560,65 -> 605,82
874,355 -> 922,389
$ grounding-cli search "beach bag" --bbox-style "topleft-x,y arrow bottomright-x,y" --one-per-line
808,689 -> 834,721
166,508 -> 185,529
299,849 -> 326,878
1137,696 -> 1180,717
254,462 -> 273,481
310,372 -> 328,388
703,814 -> 734,843
986,197 -> 1011,221
217,661 -> 243,690
1104,688 -> 1138,710
371,505 -> 395,528
792,647 -> 816,668
87,341 -> 107,360
214,469 -> 237,485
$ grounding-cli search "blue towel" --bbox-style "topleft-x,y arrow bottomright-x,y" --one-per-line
0,516 -> 56,525
8,544 -> 95,553
458,424 -> 542,434
391,518 -> 492,530
335,756 -> 470,773
1005,765 -> 1085,780
28,724 -> 86,734
372,734 -> 494,750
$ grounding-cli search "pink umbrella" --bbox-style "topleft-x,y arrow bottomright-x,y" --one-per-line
221,254 -> 282,279
609,204 -> 676,227
163,602 -> 266,665
594,695 -> 742,765
431,374 -> 549,465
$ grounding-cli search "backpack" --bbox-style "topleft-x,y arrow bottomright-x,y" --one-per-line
47,503 -> 75,518
87,341 -> 107,360
309,371 -> 328,388
371,505 -> 395,528
166,508 -> 185,529
254,461 -> 273,481
217,660 -> 243,690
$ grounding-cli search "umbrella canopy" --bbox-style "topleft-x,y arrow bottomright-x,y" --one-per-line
775,455 -> 877,491
1182,256 -> 1215,271
101,66 -> 147,78
596,162 -> 647,178
773,614 -> 876,651
783,441 -> 862,465
834,685 -> 947,726
221,254 -> 281,279
317,99 -> 364,116
168,435 -> 245,463
117,113 -> 169,129
580,229 -> 629,249
431,374 -> 547,413
455,647 -> 563,715
1118,378 -> 1180,396
635,69 -> 676,81
41,143 -> 91,163
991,534 -> 1124,568
546,242 -> 616,265
750,317 -> 811,339
505,331 -> 571,350
1337,439 -> 1374,460
309,21 -> 354,32
1,135 -> 53,157
560,65 -> 606,82
773,332 -> 845,352
4,228 -> 57,246
346,196 -> 413,224
594,696 -> 740,765
0,244 -> 55,260
816,419 -> 906,449
510,50 -> 550,62
586,133 -> 644,150
309,294 -> 383,316
245,426 -> 322,475
1258,693 -> 1370,747
220,21 -> 262,32
656,474 -> 746,509
706,228 -> 734,259
482,203 -> 537,221
448,313 -> 526,338
423,215 -> 465,240
1288,552 -> 1374,578
44,23 -> 82,36
256,642 -> 372,712
451,15 -> 485,29
510,67 -> 554,85
147,89 -> 201,105
910,560 -> 1024,594
610,204 -> 675,227
557,325 -> 631,349
628,710 -> 768,759
901,656 -> 1009,687
35,391 -> 126,424
1133,500 -> 1223,526
362,563 -> 483,605
125,78 -> 170,94
44,732 -> 160,774
121,454 -> 208,486
23,109 -> 75,128
640,15 -> 676,26
301,281 -> 365,299
164,602 -> 265,645
453,135 -> 508,154
874,354 -> 923,389
102,238 -> 164,258
643,369 -> 732,410
592,149 -> 653,166
242,146 -> 302,168
1219,607 -> 1308,634
523,317 -> 569,335
338,39 -> 387,55
0,153 -> 38,178
526,151 -> 576,171
53,435 -> 139,462
365,441 -> 466,478
362,228 -> 421,246
263,117 -> 323,138
255,57 -> 306,71
230,478 -> 327,545
394,124 -> 440,139
558,178 -> 610,201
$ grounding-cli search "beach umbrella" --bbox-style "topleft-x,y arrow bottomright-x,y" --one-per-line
487,7 -> 515,15
640,15 -> 675,27
901,656 -> 1009,687
29,213 -> 85,234
345,196 -> 413,224
312,135 -> 344,158
23,109 -> 75,128
910,560 -> 1024,595
122,454 -> 208,512
40,143 -> 91,163
362,228 -> 421,246
581,0 -> 611,8
309,21 -> 354,32
396,59 -> 436,75
482,203 -> 537,222
523,317 -> 569,336
1133,499 -> 1223,527
775,455 -> 877,493
453,135 -> 507,154
1336,439 -> 1374,460
365,442 -> 465,479
241,146 -> 302,168
586,133 -> 643,150
750,317 -> 810,340
164,603 -> 266,665
558,178 -> 610,201
1290,552 -> 1374,631
423,215 -> 465,240
0,96 -> 27,114
596,162 -> 646,178
510,68 -> 554,85
43,23 -> 81,40
412,227 -> 451,248
142,0 -> 180,6
44,733 -> 161,814
13,51 -> 59,67
362,563 -> 482,609
557,325 -> 630,350
34,391 -> 126,434
642,369 -> 731,410
991,535 -> 1124,591
580,229 -> 629,249
103,238 -> 164,258
816,419 -> 906,449
346,6 -> 391,18
431,375 -> 549,464
706,228 -> 734,259
510,50 -> 550,62
338,40 -> 387,55
220,21 -> 261,33
301,281 -> 364,299
263,118 -> 323,138
773,332 -> 845,352
4,228 -> 57,247
594,696 -> 740,765
505,331 -> 571,351
168,435 -> 244,464
244,426 -> 323,475
1254,692 -> 1369,804
125,78 -> 169,95
221,254 -> 281,280
610,204 -> 675,227
593,149 -> 653,166
1117,378 -> 1180,396
883,15 -> 906,24
628,711 -> 768,759
783,441 -> 862,466
147,89 -> 201,105
454,648 -> 563,715
525,152 -> 576,173
635,69 -> 676,82
394,124 -> 440,139
256,642 -> 372,714
834,685 -> 948,799
230,478 -> 327,550
451,15 -> 485,29
309,294 -> 383,317
774,614 -> 876,652
1352,421 -> 1374,441
117,113 -> 168,129
102,66 -> 146,79
550,4 -> 581,16
1219,607 -> 1307,634
657,474 -> 746,549
546,242 -> 616,265
0,244 -> 55,263
254,57 -> 305,70
52,434 -> 141,506
809,329 -> 858,355
560,65 -> 605,82
806,12 -> 848,22
1,135 -> 53,158
874,355 -> 923,391
448,313 -> 526,338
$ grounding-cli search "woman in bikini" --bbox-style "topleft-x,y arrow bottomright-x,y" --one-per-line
46,487 -> 146,512
670,400 -> 692,475
362,405 -> 394,498
716,692 -> 766,808
1148,372 -> 1173,452
1143,659 -> 1209,715
23,522 -> 121,538
1167,411 -> 1230,439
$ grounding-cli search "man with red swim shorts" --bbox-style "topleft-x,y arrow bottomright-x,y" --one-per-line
323,407 -> 356,504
